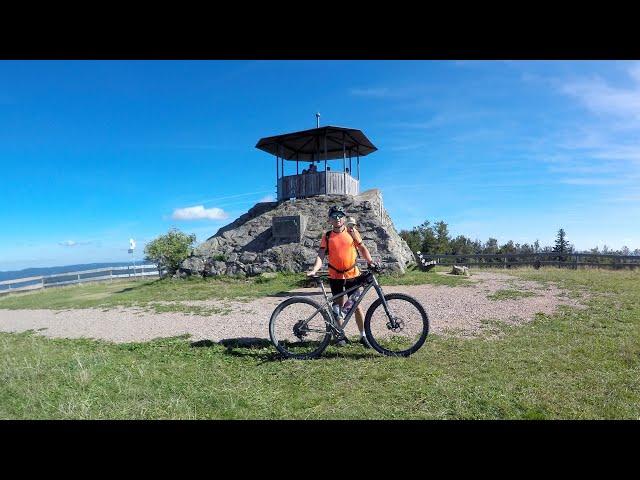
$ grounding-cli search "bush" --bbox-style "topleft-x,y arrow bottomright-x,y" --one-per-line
144,229 -> 197,276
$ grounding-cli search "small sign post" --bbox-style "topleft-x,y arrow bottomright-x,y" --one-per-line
129,238 -> 136,278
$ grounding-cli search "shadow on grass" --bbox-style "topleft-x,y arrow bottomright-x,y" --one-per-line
113,278 -> 162,294
191,337 -> 283,364
267,291 -> 324,298
190,337 -> 376,363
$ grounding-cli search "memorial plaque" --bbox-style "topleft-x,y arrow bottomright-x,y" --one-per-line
272,215 -> 308,242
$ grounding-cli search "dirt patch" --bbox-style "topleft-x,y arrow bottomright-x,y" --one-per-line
0,271 -> 588,344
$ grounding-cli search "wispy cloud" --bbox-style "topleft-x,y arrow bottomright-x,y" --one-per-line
534,63 -> 640,195
558,63 -> 640,120
171,205 -> 228,221
259,195 -> 275,202
559,177 -> 630,186
195,190 -> 273,206
58,240 -> 92,247
349,87 -> 395,98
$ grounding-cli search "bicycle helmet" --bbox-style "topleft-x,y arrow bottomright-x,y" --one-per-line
328,205 -> 346,218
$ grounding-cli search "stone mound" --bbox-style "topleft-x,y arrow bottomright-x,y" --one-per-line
179,189 -> 416,277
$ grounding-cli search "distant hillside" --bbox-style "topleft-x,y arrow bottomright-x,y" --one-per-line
0,262 -> 148,282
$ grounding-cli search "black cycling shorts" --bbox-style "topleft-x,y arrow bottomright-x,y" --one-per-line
329,277 -> 361,298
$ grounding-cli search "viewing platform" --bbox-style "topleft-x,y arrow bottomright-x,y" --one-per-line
277,170 -> 359,200
256,122 -> 377,202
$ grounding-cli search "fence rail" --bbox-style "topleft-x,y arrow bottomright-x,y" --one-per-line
0,264 -> 162,295
415,251 -> 640,270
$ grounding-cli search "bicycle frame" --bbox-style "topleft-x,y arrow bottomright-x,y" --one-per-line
306,272 -> 397,337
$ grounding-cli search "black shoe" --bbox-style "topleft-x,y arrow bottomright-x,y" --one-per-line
359,336 -> 372,349
333,332 -> 349,346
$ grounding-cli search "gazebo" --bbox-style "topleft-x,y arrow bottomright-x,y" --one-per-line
256,123 -> 377,201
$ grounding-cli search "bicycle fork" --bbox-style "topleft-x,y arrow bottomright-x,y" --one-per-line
371,276 -> 400,330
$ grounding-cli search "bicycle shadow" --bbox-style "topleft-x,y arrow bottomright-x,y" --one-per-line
191,337 -> 284,363
267,291 -> 324,298
190,337 -> 376,363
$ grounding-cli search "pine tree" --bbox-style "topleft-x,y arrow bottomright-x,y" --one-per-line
553,228 -> 571,262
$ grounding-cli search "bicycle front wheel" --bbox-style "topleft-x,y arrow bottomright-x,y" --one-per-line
269,297 -> 332,359
364,293 -> 429,357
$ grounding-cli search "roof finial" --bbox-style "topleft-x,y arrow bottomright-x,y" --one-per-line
316,112 -> 320,129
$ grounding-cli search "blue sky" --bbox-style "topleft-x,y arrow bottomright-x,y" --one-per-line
1,60 -> 639,270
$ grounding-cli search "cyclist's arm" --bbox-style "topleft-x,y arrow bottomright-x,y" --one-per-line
351,229 -> 374,265
357,243 -> 374,264
307,248 -> 325,276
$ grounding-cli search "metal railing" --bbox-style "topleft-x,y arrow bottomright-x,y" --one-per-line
414,252 -> 640,270
0,264 -> 163,295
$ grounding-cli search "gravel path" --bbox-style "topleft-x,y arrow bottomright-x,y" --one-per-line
0,272 -> 587,344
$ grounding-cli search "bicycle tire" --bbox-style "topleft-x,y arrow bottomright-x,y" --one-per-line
269,297 -> 332,359
364,293 -> 429,357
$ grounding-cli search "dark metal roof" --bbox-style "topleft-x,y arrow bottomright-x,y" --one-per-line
255,126 -> 377,162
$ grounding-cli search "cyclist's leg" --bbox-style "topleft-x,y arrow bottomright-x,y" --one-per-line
344,277 -> 365,334
329,278 -> 346,328
354,304 -> 365,333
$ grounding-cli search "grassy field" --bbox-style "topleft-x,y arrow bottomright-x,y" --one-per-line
1,267 -> 639,419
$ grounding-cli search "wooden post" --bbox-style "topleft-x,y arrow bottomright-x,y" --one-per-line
342,131 -> 346,191
324,133 -> 328,194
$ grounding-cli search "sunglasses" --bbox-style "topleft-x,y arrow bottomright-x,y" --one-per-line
329,214 -> 345,220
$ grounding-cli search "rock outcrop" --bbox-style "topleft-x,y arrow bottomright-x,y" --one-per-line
179,189 -> 416,277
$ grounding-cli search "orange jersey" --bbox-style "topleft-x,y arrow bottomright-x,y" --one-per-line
320,227 -> 363,279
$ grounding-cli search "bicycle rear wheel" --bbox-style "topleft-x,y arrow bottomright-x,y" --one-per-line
269,297 -> 332,359
364,293 -> 429,357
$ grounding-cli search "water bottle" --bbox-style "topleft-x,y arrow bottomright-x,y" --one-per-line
342,289 -> 361,315
332,304 -> 344,321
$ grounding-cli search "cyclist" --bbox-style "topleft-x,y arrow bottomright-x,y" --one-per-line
307,205 -> 376,348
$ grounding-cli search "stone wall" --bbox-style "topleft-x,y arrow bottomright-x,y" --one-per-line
179,189 -> 416,277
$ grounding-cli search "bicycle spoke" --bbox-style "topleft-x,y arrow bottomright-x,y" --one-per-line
365,294 -> 429,357
269,297 -> 331,359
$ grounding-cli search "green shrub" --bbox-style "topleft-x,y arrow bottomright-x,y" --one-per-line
144,229 -> 196,276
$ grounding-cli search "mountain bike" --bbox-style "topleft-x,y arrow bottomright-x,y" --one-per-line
269,265 -> 429,359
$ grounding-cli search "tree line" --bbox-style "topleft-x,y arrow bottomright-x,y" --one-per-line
399,221 -> 640,258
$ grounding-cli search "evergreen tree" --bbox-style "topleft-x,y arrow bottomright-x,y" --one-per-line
553,228 -> 571,262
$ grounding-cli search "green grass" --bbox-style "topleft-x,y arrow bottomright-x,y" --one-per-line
1,267 -> 638,419
487,289 -> 538,301
0,269 -> 470,312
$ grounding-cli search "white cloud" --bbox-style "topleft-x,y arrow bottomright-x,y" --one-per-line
259,195 -> 275,202
350,87 -> 393,98
560,178 -> 628,186
559,64 -> 640,120
171,205 -> 228,221
57,240 -> 92,247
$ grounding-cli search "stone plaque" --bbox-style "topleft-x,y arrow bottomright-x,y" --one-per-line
272,215 -> 307,242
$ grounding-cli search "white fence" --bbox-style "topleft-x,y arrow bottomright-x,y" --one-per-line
0,264 -> 162,295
